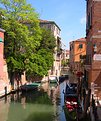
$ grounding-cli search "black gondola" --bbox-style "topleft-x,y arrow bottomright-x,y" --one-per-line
63,83 -> 82,121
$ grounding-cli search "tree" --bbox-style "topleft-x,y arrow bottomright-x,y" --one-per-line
0,0 -> 42,86
37,29 -> 56,52
38,28 -> 56,70
26,29 -> 56,80
0,0 -> 57,84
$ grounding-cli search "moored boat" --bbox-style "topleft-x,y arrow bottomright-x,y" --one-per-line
49,75 -> 59,84
20,82 -> 41,92
64,94 -> 78,121
59,74 -> 69,83
63,83 -> 82,121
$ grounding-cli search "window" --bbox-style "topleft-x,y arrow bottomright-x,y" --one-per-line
47,24 -> 51,29
70,44 -> 73,51
80,55 -> 82,59
0,38 -> 3,42
93,44 -> 97,54
79,44 -> 83,49
86,7 -> 92,31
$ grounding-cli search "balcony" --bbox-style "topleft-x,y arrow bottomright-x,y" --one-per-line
56,55 -> 61,61
57,47 -> 62,56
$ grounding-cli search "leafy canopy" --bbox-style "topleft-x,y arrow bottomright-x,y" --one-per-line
0,0 -> 56,78
0,0 -> 42,74
26,29 -> 56,77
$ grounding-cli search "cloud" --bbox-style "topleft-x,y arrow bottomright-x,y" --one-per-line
80,16 -> 86,24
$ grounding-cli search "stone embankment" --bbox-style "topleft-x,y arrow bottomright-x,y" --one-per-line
0,79 -> 11,97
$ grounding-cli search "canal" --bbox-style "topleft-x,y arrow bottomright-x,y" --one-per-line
0,81 -> 68,121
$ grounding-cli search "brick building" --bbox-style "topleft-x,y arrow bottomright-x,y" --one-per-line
0,28 -> 10,96
85,0 -> 101,101
0,28 -> 5,79
85,0 -> 101,120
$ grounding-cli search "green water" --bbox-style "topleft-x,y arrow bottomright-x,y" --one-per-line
0,82 -> 91,121
0,89 -> 57,121
7,103 -> 54,121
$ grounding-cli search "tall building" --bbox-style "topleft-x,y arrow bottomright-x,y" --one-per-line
69,38 -> 86,74
40,19 -> 62,77
85,0 -> 101,103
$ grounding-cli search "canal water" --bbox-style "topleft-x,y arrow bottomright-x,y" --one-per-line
0,81 -> 68,121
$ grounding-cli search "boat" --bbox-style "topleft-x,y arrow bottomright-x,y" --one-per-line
49,82 -> 58,90
63,83 -> 82,121
64,93 -> 78,120
20,82 -> 41,92
49,75 -> 59,84
59,74 -> 69,83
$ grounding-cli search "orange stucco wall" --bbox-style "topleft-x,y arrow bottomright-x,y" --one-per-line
69,39 -> 86,72
74,41 -> 86,62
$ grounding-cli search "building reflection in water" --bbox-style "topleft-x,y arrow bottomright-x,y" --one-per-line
0,82 -> 62,121
0,96 -> 10,121
21,96 -> 26,109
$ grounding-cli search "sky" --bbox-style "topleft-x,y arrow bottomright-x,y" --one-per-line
28,0 -> 86,49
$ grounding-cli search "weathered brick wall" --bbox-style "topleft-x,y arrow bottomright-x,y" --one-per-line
0,29 -> 11,96
0,30 -> 4,79
86,0 -> 101,82
86,0 -> 101,54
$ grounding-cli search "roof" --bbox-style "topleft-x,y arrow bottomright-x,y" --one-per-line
73,38 -> 86,42
66,50 -> 69,54
77,38 -> 86,41
39,19 -> 50,23
70,37 -> 86,44
0,28 -> 5,32
39,19 -> 61,31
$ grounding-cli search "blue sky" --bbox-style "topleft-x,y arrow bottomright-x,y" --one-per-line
27,0 -> 86,49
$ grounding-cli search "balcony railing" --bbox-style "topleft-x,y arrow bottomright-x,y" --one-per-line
56,56 -> 60,61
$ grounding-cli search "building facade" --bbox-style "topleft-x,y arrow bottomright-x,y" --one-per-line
0,28 -> 11,96
85,0 -> 101,103
40,19 -> 62,77
62,49 -> 69,61
0,28 -> 4,79
69,38 -> 86,74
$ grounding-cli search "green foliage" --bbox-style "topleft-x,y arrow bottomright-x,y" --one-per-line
0,0 -> 56,80
26,54 -> 48,76
38,28 -> 56,52
0,0 -> 41,76
34,29 -> 56,76
0,0 -> 39,21
7,56 -> 24,73
26,29 -> 56,77
26,50 -> 54,77
37,49 -> 54,70
61,59 -> 69,67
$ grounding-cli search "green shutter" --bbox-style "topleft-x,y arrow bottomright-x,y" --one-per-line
0,38 -> 3,42
79,44 -> 83,48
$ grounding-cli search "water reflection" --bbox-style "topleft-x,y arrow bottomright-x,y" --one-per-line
0,82 -> 66,121
0,96 -> 10,121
